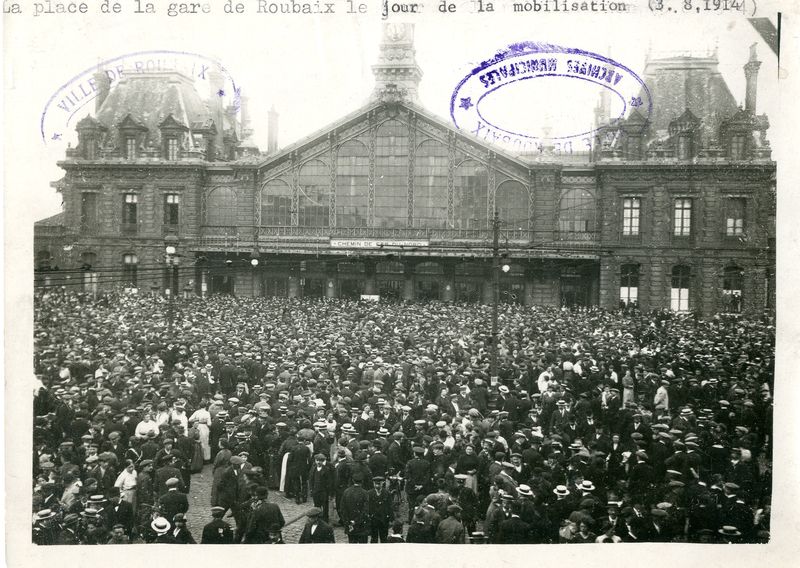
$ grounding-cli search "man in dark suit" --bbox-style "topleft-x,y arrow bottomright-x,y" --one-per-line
367,476 -> 393,543
242,486 -> 286,543
498,501 -> 531,544
105,488 -> 135,536
340,474 -> 371,543
548,400 -> 571,435
201,506 -> 235,544
368,444 -> 389,479
308,453 -> 334,522
404,447 -> 431,523
171,513 -> 197,544
154,455 -> 185,496
299,507 -> 336,543
215,455 -> 249,540
158,477 -> 189,521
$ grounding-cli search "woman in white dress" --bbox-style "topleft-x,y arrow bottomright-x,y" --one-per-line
188,404 -> 212,461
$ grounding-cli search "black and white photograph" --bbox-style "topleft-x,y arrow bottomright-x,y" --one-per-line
4,1 -> 800,565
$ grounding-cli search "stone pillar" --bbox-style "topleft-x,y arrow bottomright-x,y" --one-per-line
403,262 -> 415,301
364,259 -> 377,295
442,263 -> 455,302
599,258 -> 616,310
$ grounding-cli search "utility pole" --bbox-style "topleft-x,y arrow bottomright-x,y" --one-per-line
490,208 -> 500,383
164,235 -> 179,340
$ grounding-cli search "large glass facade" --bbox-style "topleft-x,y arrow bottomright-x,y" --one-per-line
496,180 -> 529,230
558,189 -> 596,234
298,159 -> 330,227
336,140 -> 369,227
413,140 -> 449,228
206,187 -> 238,225
261,179 -> 292,226
374,120 -> 409,228
453,159 -> 488,229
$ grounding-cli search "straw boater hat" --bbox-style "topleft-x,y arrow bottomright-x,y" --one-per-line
151,516 -> 171,535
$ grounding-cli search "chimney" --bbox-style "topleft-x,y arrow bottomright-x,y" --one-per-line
267,105 -> 278,153
208,69 -> 225,151
744,43 -> 761,113
94,69 -> 111,113
240,95 -> 251,136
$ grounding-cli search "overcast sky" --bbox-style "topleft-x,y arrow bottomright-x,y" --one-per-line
4,6 -> 779,223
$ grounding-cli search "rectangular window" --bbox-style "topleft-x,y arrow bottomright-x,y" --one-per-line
122,193 -> 138,234
125,136 -> 137,160
622,197 -> 641,236
166,138 -> 179,161
730,135 -> 746,159
725,197 -> 745,236
670,288 -> 690,312
626,136 -> 641,160
123,254 -> 138,288
80,192 -> 97,234
677,136 -> 691,160
673,198 -> 692,237
85,136 -> 96,159
670,266 -> 691,312
620,264 -> 639,307
164,193 -> 180,227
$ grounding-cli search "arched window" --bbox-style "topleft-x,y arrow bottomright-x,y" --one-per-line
496,180 -> 529,230
206,187 -> 238,226
453,159 -> 488,229
261,179 -> 292,226
374,120 -> 408,228
722,265 -> 744,313
122,253 -> 138,288
336,140 -> 369,227
670,265 -> 691,312
298,160 -> 330,227
413,140 -> 448,228
376,261 -> 404,274
620,263 -> 639,307
416,262 -> 443,275
558,189 -> 596,234
455,262 -> 486,276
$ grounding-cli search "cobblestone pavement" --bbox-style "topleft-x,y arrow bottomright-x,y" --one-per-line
184,464 -> 350,544
183,466 -> 488,544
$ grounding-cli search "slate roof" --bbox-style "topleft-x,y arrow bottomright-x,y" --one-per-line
95,71 -> 214,148
34,212 -> 65,227
636,55 -> 739,144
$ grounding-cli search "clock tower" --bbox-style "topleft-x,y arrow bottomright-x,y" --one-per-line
371,23 -> 423,103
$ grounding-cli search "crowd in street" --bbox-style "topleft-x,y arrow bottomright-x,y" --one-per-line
31,290 -> 774,544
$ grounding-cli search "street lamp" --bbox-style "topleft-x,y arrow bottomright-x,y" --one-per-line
490,210 -> 501,384
164,235 -> 179,339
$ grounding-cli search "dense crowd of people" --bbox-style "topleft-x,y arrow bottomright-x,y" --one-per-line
31,290 -> 774,544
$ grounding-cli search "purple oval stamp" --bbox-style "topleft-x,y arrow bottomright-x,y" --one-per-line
450,42 -> 652,154
41,50 -> 241,146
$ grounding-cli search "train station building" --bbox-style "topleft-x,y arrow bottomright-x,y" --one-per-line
34,26 -> 775,315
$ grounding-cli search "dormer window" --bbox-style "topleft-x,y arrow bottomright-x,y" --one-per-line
730,135 -> 746,159
85,136 -> 96,159
125,136 -> 137,159
165,137 -> 179,161
677,135 -> 692,160
625,135 -> 641,160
